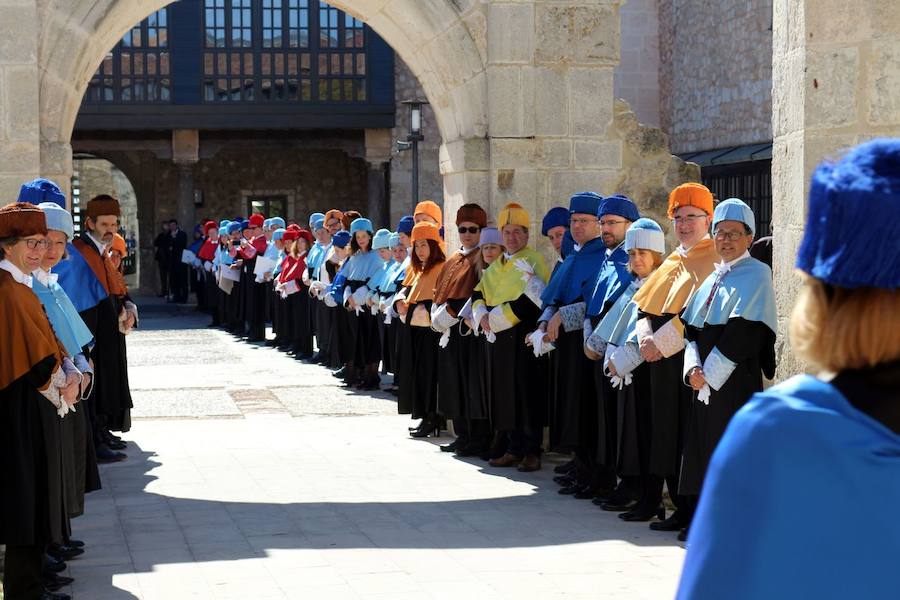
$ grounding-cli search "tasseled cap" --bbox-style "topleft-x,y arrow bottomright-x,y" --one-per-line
249,213 -> 265,228
388,232 -> 402,248
541,206 -> 569,236
497,202 -> 530,229
667,182 -> 713,218
269,217 -> 285,229
85,195 -> 121,219
324,209 -> 344,226
625,218 -> 666,254
308,212 -> 325,228
456,203 -> 487,227
271,228 -> 286,241
478,227 -> 503,247
226,222 -> 242,234
411,222 -> 442,244
0,202 -> 48,239
372,228 -> 392,250
203,220 -> 218,234
332,230 -> 351,248
797,138 -> 900,289
38,202 -> 75,241
569,191 -> 604,216
282,229 -> 299,242
350,217 -> 373,235
298,228 -> 314,245
397,215 -> 415,235
414,200 -> 443,226
18,178 -> 66,208
713,198 -> 756,236
342,210 -> 361,231
599,194 -> 640,222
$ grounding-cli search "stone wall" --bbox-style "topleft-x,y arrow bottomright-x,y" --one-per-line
615,0 -> 661,128
658,0 -> 773,153
771,0 -> 900,378
389,59 -> 444,227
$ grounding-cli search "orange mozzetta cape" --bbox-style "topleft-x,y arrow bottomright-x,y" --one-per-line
73,238 -> 127,296
405,260 -> 446,305
0,270 -> 63,391
432,250 -> 480,306
632,237 -> 718,316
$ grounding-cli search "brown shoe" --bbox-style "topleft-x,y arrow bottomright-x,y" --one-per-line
517,454 -> 541,472
489,452 -> 523,467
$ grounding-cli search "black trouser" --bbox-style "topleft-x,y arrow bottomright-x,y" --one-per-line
454,418 -> 491,448
169,263 -> 188,302
507,428 -> 541,457
3,544 -> 43,600
157,263 -> 169,295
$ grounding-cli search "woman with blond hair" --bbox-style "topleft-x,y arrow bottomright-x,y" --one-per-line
677,139 -> 900,599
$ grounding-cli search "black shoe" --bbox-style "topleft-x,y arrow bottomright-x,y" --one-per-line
558,484 -> 582,495
455,443 -> 489,457
574,484 -> 605,500
95,444 -> 127,463
105,438 -> 127,450
597,484 -> 638,510
620,505 -> 666,522
554,474 -> 577,486
649,512 -> 686,531
48,543 -> 84,561
440,440 -> 461,453
600,499 -> 638,511
265,339 -> 279,347
677,527 -> 689,542
43,572 -> 75,592
44,554 -> 66,574
553,459 -> 577,474
294,353 -> 313,361
41,591 -> 71,600
332,366 -> 348,379
64,539 -> 85,548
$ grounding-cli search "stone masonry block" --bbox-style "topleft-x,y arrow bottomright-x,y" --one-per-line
549,169 -> 619,203
535,66 -> 568,136
539,139 -> 573,169
490,138 -> 539,169
488,3 -> 534,64
4,66 -> 39,141
0,6 -> 37,65
866,40 -> 900,126
574,140 -> 622,169
488,65 -> 535,137
0,140 -> 40,173
535,4 -> 619,65
805,46 -> 858,129
569,68 -> 614,137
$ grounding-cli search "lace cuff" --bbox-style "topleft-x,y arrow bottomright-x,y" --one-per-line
39,367 -> 67,408
683,341 -> 702,384
702,347 -> 737,391
635,317 -> 654,345
585,327 -> 607,357
610,343 -> 643,377
651,318 -> 685,358
559,302 -> 586,332
524,275 -> 546,307
431,303 -> 459,332
351,285 -> 369,306
471,301 -> 489,334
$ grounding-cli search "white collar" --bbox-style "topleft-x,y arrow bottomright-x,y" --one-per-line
606,239 -> 625,258
33,268 -> 58,286
460,245 -> 478,256
86,231 -> 108,253
676,233 -> 711,257
634,276 -> 646,289
713,250 -> 751,277
0,259 -> 33,288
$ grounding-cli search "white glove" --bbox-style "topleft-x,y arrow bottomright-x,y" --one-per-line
282,280 -> 299,296
698,384 -> 711,404
609,373 -> 633,390
204,261 -> 214,272
485,330 -> 497,344
438,329 -> 451,348
514,257 -> 535,283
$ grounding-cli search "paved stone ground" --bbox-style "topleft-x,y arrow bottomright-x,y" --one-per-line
62,299 -> 685,599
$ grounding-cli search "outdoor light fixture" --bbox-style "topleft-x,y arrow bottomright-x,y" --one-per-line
401,99 -> 429,206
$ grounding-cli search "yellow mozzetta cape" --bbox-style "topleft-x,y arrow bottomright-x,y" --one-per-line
632,237 -> 717,316
473,247 -> 549,326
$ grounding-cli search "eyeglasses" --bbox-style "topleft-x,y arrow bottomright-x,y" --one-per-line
713,229 -> 749,242
599,219 -> 628,227
19,238 -> 50,250
673,214 -> 708,224
570,217 -> 599,225
458,226 -> 480,234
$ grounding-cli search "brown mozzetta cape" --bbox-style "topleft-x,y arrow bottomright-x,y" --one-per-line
633,237 -> 718,316
432,250 -> 481,307
0,270 -> 62,391
405,260 -> 446,305
73,238 -> 127,296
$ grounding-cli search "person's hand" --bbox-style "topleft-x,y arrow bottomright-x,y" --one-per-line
396,301 -> 408,317
688,367 -> 706,391
640,337 -> 663,362
122,309 -> 136,330
546,311 -> 562,342
463,317 -> 474,331
480,315 -> 491,333
584,346 -> 600,361
240,239 -> 249,247
79,373 -> 92,398
62,373 -> 80,405
348,296 -> 358,311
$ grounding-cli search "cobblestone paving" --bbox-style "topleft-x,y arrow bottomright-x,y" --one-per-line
60,301 -> 685,599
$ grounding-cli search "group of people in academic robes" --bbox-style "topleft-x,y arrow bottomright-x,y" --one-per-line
2,179 -> 139,599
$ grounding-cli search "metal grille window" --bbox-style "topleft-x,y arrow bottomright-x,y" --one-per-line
84,9 -> 171,103
703,161 -> 773,238
204,0 -> 256,101
317,8 -> 366,102
248,196 -> 287,219
261,0 -> 312,101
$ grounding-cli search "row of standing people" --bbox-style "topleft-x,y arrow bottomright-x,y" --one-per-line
2,180 -> 138,600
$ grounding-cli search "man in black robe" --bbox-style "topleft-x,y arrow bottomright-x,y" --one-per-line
167,219 -> 189,303
153,222 -> 170,297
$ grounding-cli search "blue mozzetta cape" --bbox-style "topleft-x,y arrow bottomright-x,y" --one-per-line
593,279 -> 640,346
585,244 -> 632,317
681,256 -> 777,334
53,242 -> 109,313
540,236 -> 608,307
378,256 -> 408,294
342,250 -> 383,282
368,258 -> 394,292
677,375 -> 900,599
307,242 -> 331,278
31,276 -> 94,357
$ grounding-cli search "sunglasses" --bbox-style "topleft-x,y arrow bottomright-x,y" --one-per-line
458,226 -> 480,234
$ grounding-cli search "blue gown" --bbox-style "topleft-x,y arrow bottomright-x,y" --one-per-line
677,374 -> 900,599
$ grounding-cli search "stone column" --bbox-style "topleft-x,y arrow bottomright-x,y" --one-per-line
0,0 -> 40,200
771,0 -> 900,378
364,129 -> 392,228
172,129 -> 199,228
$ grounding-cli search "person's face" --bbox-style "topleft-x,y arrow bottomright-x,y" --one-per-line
398,232 -> 411,249
673,206 -> 712,248
326,218 -> 342,235
334,246 -> 350,260
414,239 -> 431,263
297,238 -> 311,254
457,221 -> 480,250
4,234 -> 48,273
230,231 -> 241,243
242,229 -> 253,241
274,239 -> 284,251
168,221 -> 177,232
264,228 -> 273,241
713,220 -> 753,263
109,250 -> 123,270
391,245 -> 406,262
315,228 -> 330,243
599,214 -> 630,249
502,225 -> 528,255
377,248 -> 391,261
629,248 -> 656,279
569,213 -> 602,246
89,215 -> 119,244
206,226 -> 218,239
415,213 -> 438,225
481,243 -> 502,265
250,226 -> 263,239
546,226 -> 566,254
42,230 -> 68,270
354,231 -> 371,251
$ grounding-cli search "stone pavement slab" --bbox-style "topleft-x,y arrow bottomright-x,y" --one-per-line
56,302 -> 686,598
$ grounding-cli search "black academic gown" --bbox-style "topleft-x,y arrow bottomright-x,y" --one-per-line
397,300 -> 440,419
436,298 -> 470,420
289,280 -> 313,356
347,280 -> 381,367
679,318 -> 775,496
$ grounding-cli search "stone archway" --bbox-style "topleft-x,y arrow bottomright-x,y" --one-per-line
29,0 -> 646,250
